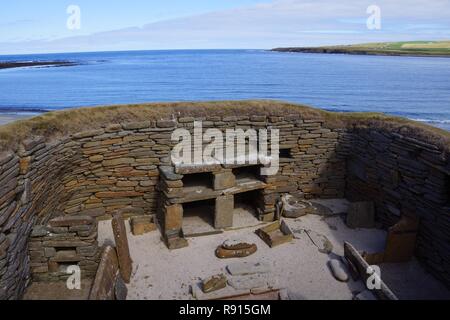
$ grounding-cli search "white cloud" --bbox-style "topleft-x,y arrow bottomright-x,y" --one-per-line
1,0 -> 449,54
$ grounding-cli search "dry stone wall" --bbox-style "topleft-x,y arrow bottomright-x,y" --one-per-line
0,104 -> 449,299
346,128 -> 450,285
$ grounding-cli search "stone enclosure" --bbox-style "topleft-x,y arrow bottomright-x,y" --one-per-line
0,101 -> 449,299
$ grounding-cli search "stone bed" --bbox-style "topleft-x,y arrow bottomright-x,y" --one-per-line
0,101 -> 449,299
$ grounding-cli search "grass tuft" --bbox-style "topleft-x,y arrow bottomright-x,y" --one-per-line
0,100 -> 448,152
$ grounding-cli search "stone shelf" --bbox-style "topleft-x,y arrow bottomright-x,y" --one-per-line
158,162 -> 274,249
164,176 -> 267,204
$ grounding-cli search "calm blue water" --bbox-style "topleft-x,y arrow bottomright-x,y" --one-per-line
0,49 -> 449,130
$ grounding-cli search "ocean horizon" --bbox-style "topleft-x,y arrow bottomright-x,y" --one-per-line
1,49 -> 449,130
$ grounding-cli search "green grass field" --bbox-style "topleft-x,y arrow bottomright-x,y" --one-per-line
272,41 -> 450,57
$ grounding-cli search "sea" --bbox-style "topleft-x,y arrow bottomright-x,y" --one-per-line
0,49 -> 449,131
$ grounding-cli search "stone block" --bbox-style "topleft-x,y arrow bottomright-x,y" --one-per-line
44,247 -> 56,258
50,250 -> 82,262
159,166 -> 183,181
213,172 -> 235,190
215,195 -> 234,229
19,156 -> 31,174
112,213 -> 132,283
89,246 -> 119,300
166,236 -> 188,250
130,216 -> 156,236
384,215 -> 419,263
49,215 -> 94,228
164,204 -> 183,232
346,201 -> 375,229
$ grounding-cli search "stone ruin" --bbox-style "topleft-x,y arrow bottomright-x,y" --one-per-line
28,215 -> 100,282
158,162 -> 275,249
0,101 -> 449,299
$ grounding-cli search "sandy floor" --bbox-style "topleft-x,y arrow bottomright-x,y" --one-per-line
97,207 -> 373,300
23,279 -> 92,300
22,198 -> 449,300
0,113 -> 35,126
95,198 -> 449,300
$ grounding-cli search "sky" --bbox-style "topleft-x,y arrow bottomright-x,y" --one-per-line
0,0 -> 449,54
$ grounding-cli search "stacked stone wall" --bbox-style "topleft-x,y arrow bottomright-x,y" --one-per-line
1,105 -> 448,299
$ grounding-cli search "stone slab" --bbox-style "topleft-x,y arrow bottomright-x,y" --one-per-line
213,172 -> 236,190
346,201 -> 375,229
112,213 -> 132,283
89,246 -> 119,300
49,215 -> 94,228
226,261 -> 271,276
164,204 -> 183,232
215,195 -> 234,229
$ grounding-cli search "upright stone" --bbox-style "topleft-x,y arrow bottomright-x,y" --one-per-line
346,201 -> 375,229
112,213 -> 132,283
164,204 -> 183,233
213,171 -> 235,190
89,246 -> 119,300
215,195 -> 234,229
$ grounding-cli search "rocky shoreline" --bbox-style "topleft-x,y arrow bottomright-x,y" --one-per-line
0,61 -> 77,70
271,46 -> 450,58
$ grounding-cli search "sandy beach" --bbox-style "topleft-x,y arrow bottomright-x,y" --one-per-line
0,113 -> 35,126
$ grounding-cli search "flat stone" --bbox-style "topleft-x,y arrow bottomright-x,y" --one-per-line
310,202 -> 334,216
354,289 -> 377,300
164,204 -> 183,232
50,250 -> 82,262
159,166 -> 183,181
89,155 -> 104,162
222,239 -> 255,250
328,259 -> 349,282
0,237 -> 9,257
214,195 -> 234,229
215,244 -> 257,259
49,215 -> 94,227
305,229 -> 333,254
156,119 -> 177,128
22,136 -> 44,151
43,240 -> 92,247
202,274 -> 227,293
213,172 -> 235,190
96,191 -> 143,198
174,163 -> 222,175
130,216 -> 156,236
281,194 -> 313,218
31,225 -> 49,238
227,274 -> 275,290
115,274 -> 128,300
19,156 -> 31,174
346,201 -> 375,229
102,158 -> 135,167
112,213 -> 132,283
89,246 -> 119,300
0,152 -> 13,166
226,261 -> 271,276
166,236 -> 189,250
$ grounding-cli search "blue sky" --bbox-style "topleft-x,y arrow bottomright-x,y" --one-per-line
0,0 -> 268,41
0,0 -> 449,54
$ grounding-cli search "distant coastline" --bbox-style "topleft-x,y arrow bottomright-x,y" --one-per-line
0,60 -> 77,70
272,41 -> 450,57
